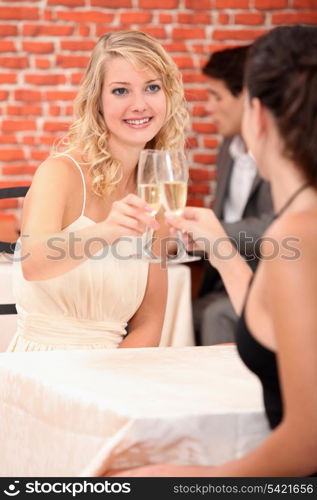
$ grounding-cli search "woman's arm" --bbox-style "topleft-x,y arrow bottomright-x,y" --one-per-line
119,262 -> 167,348
111,218 -> 317,476
21,157 -> 157,281
166,207 -> 252,315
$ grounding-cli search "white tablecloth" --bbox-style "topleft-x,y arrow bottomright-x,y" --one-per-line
0,260 -> 194,351
0,345 -> 269,476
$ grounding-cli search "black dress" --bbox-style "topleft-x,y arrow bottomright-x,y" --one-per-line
235,279 -> 317,476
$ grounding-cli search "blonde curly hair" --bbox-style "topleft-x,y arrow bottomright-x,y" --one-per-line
61,30 -> 189,197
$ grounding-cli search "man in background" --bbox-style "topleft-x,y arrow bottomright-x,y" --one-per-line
194,45 -> 273,345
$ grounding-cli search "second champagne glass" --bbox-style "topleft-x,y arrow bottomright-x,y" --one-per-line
156,150 -> 201,264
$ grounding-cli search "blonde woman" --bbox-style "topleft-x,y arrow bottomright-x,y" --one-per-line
8,31 -> 188,352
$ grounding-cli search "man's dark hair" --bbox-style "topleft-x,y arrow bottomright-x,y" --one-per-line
202,45 -> 251,96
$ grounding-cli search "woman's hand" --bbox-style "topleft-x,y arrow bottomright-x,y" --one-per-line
165,207 -> 227,258
102,194 -> 159,245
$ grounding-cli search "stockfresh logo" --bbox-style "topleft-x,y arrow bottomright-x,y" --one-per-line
3,481 -> 20,496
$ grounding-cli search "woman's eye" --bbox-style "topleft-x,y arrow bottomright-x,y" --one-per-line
146,84 -> 161,93
112,88 -> 127,96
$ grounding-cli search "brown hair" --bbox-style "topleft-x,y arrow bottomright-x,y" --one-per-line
245,25 -> 317,185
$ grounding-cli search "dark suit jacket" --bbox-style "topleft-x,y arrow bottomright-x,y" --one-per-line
200,136 -> 273,296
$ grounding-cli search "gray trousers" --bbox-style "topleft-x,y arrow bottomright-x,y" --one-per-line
193,287 -> 238,345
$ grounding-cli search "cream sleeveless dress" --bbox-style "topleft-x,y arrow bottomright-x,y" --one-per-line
7,154 -> 149,352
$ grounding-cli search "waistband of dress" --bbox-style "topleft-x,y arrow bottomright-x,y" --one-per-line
16,309 -> 127,346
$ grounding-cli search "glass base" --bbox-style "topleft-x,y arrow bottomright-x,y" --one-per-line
128,253 -> 162,263
166,254 -> 201,265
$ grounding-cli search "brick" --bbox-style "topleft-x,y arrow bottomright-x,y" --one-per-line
2,120 -> 37,132
31,151 -> 50,161
47,0 -> 85,5
186,137 -> 198,148
218,13 -> 230,24
254,0 -> 287,7
2,165 -> 38,176
56,55 -> 89,68
139,0 -> 178,7
22,136 -> 36,146
189,168 -> 217,181
35,58 -> 51,70
0,25 -> 17,36
14,89 -> 42,101
78,24 -> 90,36
22,42 -> 54,54
192,105 -> 209,117
173,27 -> 205,40
56,10 -> 114,23
43,121 -> 71,132
272,12 -> 317,24
7,105 -> 42,116
0,180 -> 31,189
204,137 -> 219,149
293,0 -> 317,7
178,13 -> 211,24
173,56 -> 195,69
185,89 -> 208,101
213,29 -> 266,41
23,24 -> 74,36
0,91 -> 8,101
0,149 -> 25,161
24,74 -> 66,86
216,0 -> 249,6
0,41 -> 16,52
182,73 -> 207,83
60,40 -> 96,51
162,42 -> 187,52
0,57 -> 28,69
185,0 -> 213,8
0,73 -> 16,84
45,90 -> 77,101
194,154 -> 217,165
192,122 -> 217,133
188,184 -> 210,194
0,199 -> 18,209
91,0 -> 132,5
186,196 -> 204,207
159,13 -> 173,23
120,12 -> 152,23
143,27 -> 166,38
234,13 -> 265,25
71,72 -> 84,85
0,135 -> 17,144
39,135 -> 59,146
0,7 -> 39,20
65,105 -> 74,116
49,105 -> 61,116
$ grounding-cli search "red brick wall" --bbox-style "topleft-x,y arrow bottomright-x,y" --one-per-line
1,0 -> 317,224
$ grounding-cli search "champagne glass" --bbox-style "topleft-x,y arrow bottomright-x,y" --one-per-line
156,150 -> 201,264
135,149 -> 161,262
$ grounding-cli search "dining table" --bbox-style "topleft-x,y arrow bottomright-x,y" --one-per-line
0,345 -> 269,477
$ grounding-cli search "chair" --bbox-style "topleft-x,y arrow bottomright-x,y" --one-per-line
0,185 -> 29,316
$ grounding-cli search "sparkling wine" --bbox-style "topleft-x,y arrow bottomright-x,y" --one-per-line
160,181 -> 187,215
138,183 -> 160,215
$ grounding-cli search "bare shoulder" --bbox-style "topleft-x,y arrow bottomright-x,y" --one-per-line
260,211 -> 317,288
22,153 -> 85,232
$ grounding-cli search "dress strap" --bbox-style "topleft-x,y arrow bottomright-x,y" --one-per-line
56,153 -> 86,217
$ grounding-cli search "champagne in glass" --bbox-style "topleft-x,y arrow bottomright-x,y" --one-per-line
157,150 -> 201,264
134,149 -> 161,262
